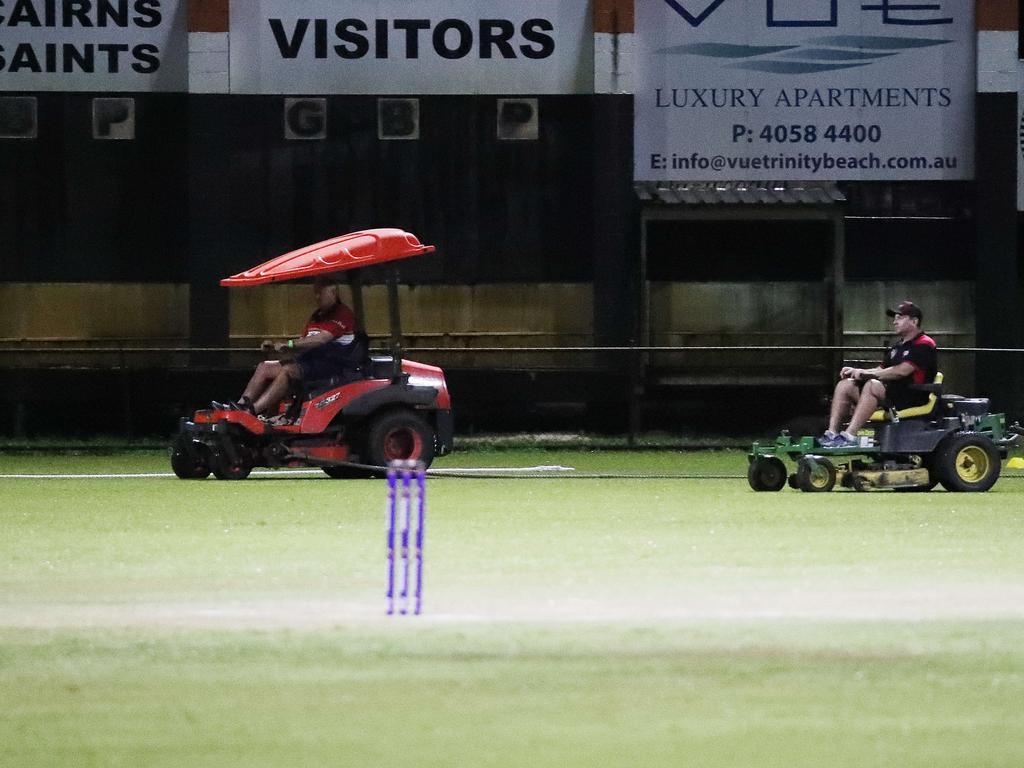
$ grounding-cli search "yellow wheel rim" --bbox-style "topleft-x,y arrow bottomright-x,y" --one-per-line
955,446 -> 990,483
809,465 -> 830,489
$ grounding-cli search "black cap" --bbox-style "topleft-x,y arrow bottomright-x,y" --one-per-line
886,300 -> 923,321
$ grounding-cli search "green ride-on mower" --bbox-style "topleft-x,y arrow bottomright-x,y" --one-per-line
748,373 -> 1023,493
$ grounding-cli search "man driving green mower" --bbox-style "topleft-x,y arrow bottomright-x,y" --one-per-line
822,300 -> 937,448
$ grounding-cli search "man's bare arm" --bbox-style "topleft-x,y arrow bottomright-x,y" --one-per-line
846,361 -> 916,381
273,331 -> 333,353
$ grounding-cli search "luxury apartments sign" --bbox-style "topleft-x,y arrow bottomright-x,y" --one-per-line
635,0 -> 975,180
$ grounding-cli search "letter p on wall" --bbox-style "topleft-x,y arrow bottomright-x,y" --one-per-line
93,98 -> 135,140
497,98 -> 538,140
0,96 -> 37,138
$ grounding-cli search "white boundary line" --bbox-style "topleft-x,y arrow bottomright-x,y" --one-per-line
0,466 -> 577,480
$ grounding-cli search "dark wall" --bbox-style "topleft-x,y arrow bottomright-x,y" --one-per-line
843,218 -> 975,281
4,92 -> 1019,418
643,181 -> 976,283
1,94 -> 603,286
215,95 -> 599,285
974,91 -> 1023,413
5,92 -> 990,291
0,93 -> 189,282
646,219 -> 833,281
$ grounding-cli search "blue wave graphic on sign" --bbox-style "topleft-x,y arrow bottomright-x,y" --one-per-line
812,35 -> 953,50
776,48 -> 899,61
660,35 -> 952,74
728,60 -> 869,73
657,43 -> 798,58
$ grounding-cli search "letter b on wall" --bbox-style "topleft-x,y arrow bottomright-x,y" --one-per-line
378,98 -> 419,140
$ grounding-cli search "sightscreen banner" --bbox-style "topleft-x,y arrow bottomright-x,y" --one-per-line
0,0 -> 187,92
635,0 -> 975,181
230,0 -> 594,95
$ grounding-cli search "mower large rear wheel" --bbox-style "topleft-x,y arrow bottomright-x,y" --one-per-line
171,434 -> 211,480
934,434 -> 1001,492
748,456 -> 787,492
365,410 -> 435,469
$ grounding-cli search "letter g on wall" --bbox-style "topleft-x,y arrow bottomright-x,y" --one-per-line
285,98 -> 327,140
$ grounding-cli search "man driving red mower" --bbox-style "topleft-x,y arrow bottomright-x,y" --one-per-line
214,275 -> 359,424
172,229 -> 452,480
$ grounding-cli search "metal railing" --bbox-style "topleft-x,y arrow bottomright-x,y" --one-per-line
2,344 -> 1021,442
3,343 -> 1021,356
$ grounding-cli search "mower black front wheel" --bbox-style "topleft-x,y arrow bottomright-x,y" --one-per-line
748,456 -> 787,492
209,447 -> 254,481
795,457 -> 836,493
171,434 -> 211,480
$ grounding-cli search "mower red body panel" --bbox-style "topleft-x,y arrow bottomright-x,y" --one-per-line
191,359 -> 450,436
296,360 -> 450,434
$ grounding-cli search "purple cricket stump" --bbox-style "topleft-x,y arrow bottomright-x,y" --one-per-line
385,466 -> 398,615
413,464 -> 426,615
398,466 -> 413,615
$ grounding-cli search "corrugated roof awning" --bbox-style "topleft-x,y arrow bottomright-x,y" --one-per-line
635,181 -> 846,206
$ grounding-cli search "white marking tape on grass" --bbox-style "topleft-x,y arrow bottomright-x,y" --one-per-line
428,465 -> 574,475
0,472 -> 183,479
0,469 -> 329,479
0,466 -> 576,480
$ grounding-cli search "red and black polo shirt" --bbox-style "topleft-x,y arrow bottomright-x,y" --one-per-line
883,332 -> 938,408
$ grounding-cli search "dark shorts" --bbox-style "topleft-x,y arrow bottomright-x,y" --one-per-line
295,343 -> 352,382
884,383 -> 928,411
854,379 -> 927,411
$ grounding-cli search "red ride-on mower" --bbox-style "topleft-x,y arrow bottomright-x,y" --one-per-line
171,229 -> 453,480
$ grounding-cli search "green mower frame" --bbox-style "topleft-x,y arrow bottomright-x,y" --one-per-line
749,398 -> 1022,493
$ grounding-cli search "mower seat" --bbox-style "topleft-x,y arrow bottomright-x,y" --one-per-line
287,332 -> 372,412
305,368 -> 368,398
868,372 -> 943,422
368,355 -> 397,379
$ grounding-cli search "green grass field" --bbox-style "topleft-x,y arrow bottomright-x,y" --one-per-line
2,448 -> 1023,767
